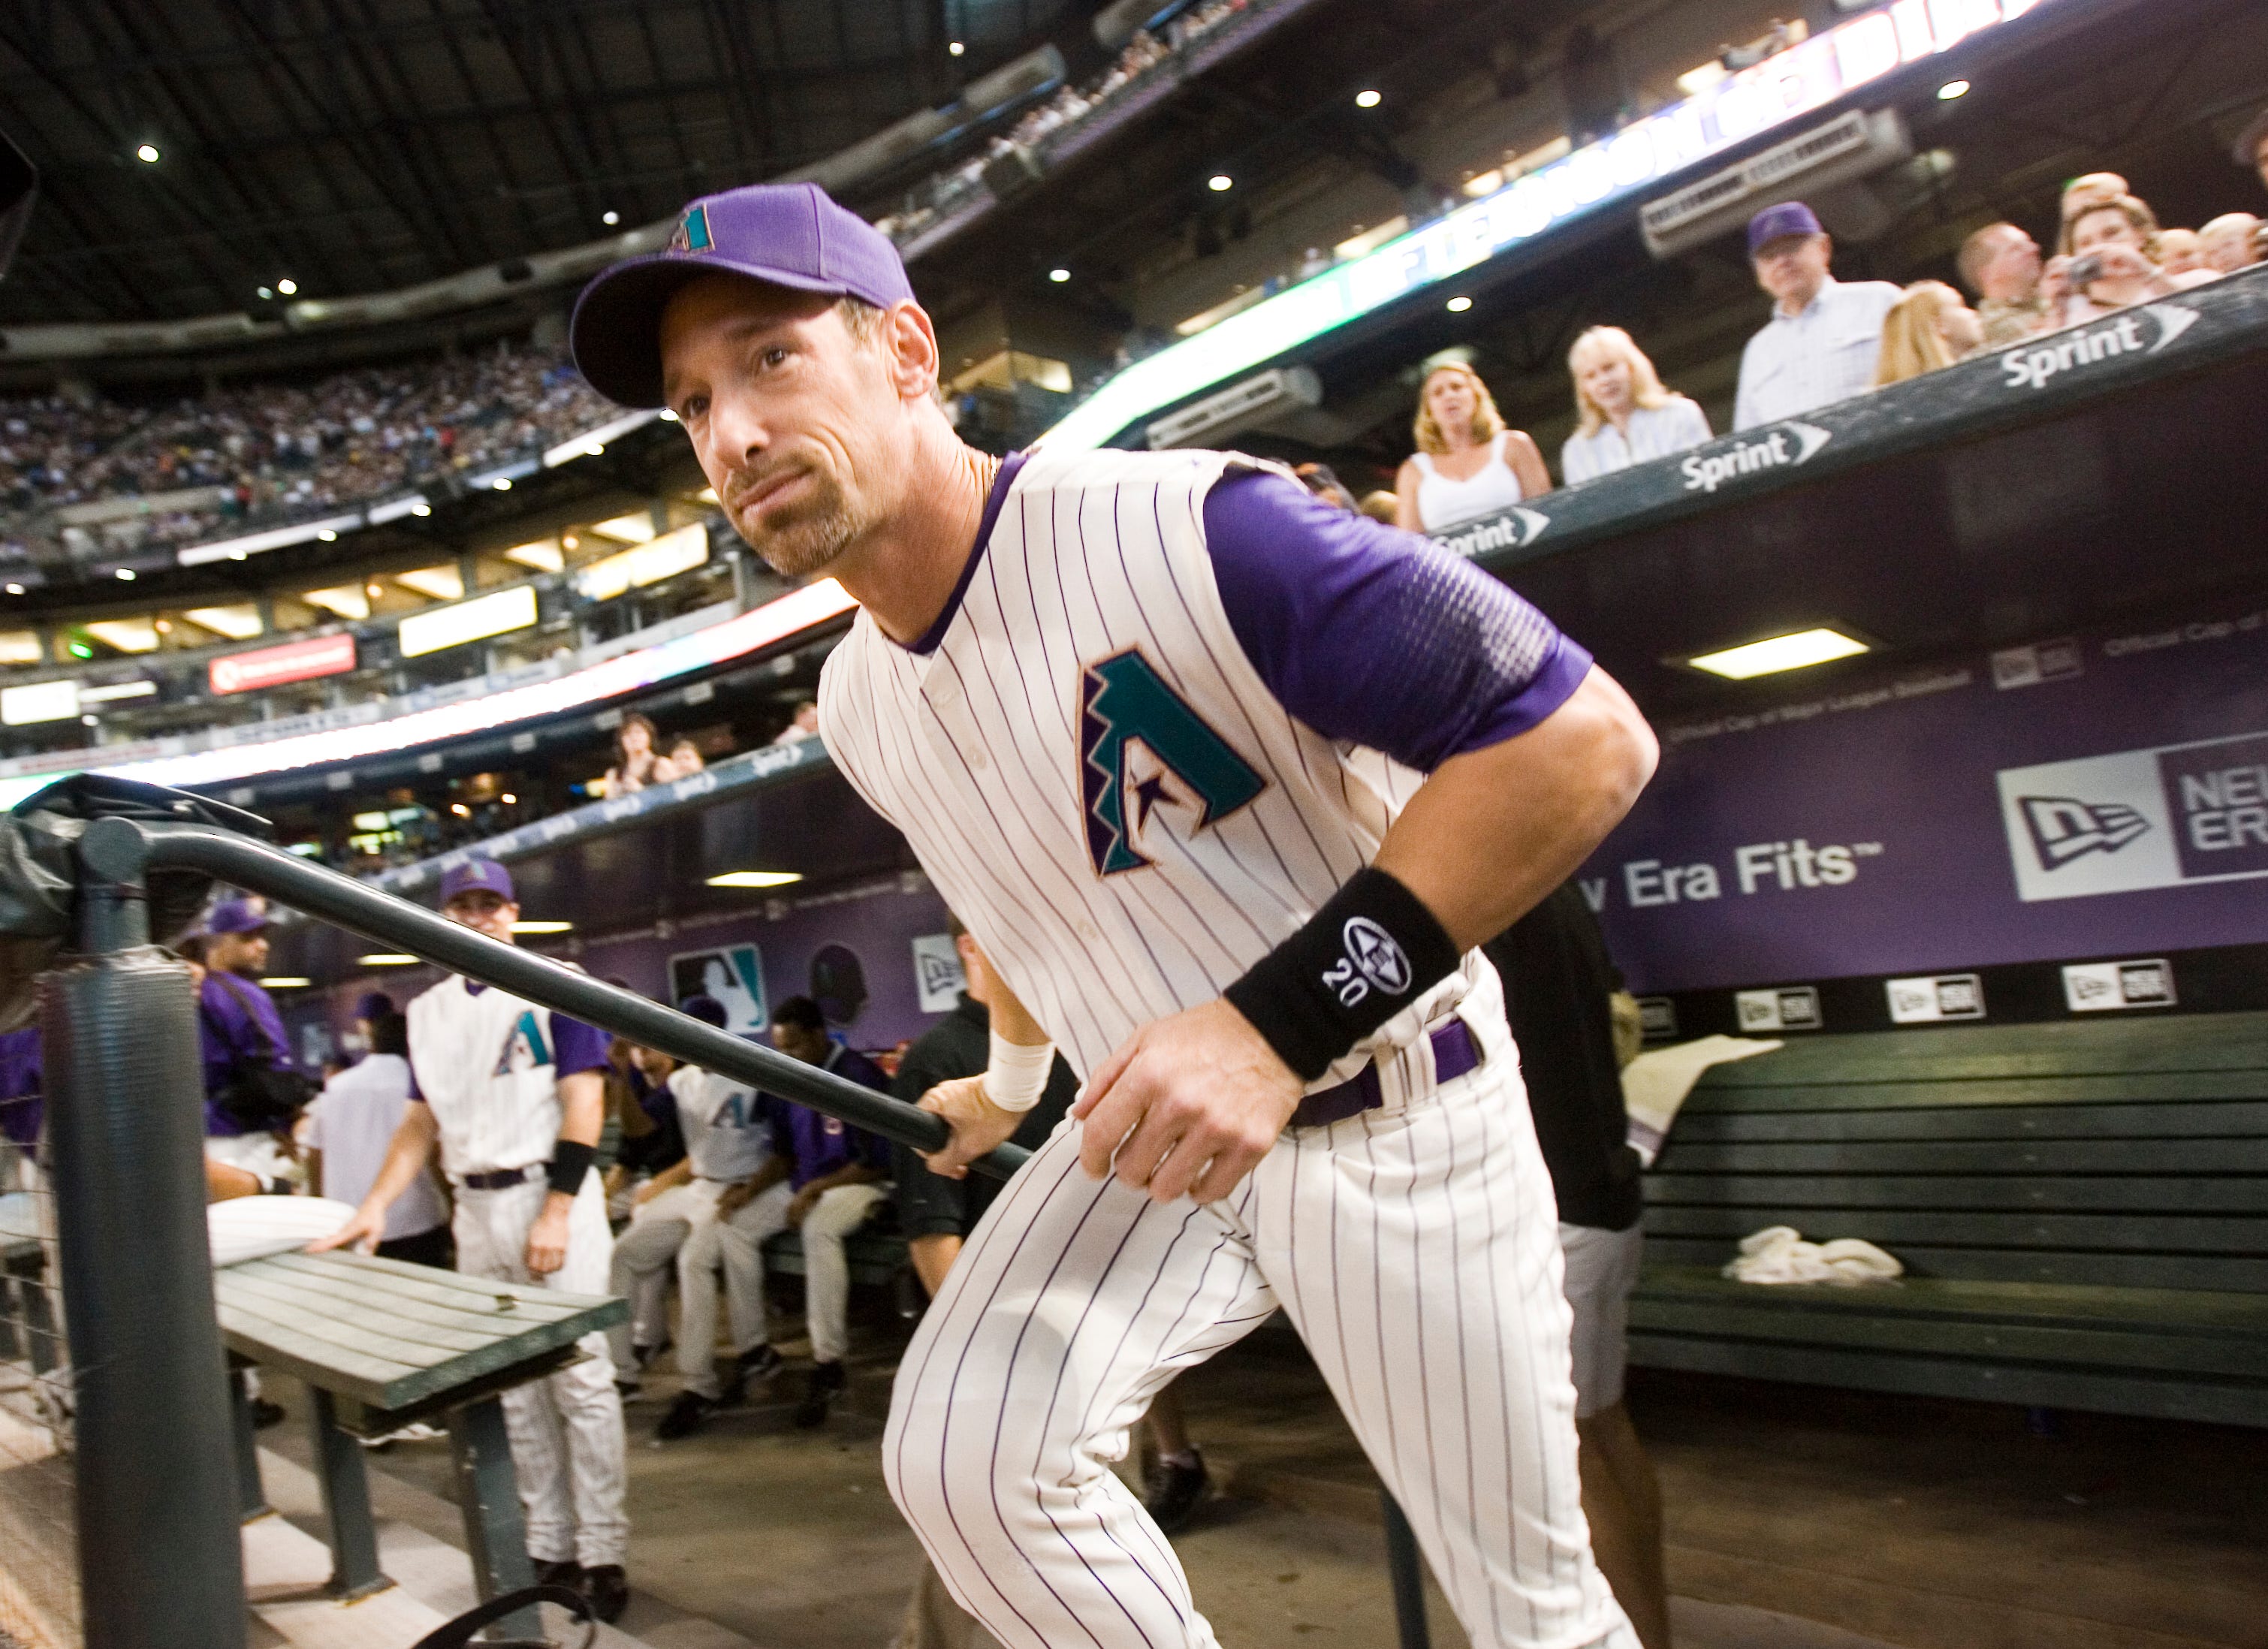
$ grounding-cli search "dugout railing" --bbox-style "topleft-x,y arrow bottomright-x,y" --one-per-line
26,799 -> 1438,1649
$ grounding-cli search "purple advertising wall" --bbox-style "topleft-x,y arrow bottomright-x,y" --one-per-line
1586,592 -> 2268,996
305,876 -> 959,1061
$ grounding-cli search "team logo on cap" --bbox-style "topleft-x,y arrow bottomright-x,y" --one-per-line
670,203 -> 713,255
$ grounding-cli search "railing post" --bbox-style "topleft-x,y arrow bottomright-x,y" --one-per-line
42,815 -> 245,1649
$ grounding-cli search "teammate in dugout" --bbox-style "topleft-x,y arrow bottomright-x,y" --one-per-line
312,859 -> 632,1623
572,182 -> 1659,1649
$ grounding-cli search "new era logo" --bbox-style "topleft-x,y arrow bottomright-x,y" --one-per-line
2018,795 -> 2151,867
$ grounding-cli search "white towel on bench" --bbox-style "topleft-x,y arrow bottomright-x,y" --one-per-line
1724,1225 -> 1903,1286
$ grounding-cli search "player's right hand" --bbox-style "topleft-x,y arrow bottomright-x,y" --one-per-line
916,1074 -> 1021,1181
306,1204 -> 386,1256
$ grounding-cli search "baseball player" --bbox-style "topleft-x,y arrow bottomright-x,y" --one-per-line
312,860 -> 632,1623
198,897 -> 311,1198
572,182 -> 1657,1649
613,994 -> 786,1439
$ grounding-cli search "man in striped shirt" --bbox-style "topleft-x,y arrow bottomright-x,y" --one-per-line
1733,200 -> 1903,430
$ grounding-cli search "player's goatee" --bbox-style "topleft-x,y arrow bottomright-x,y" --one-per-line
735,468 -> 861,579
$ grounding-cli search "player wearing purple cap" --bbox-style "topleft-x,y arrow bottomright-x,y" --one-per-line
1733,199 -> 1903,430
197,895 -> 312,1197
313,859 -> 631,1620
572,181 -> 1657,1649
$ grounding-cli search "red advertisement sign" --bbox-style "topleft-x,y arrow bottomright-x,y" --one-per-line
209,632 -> 357,695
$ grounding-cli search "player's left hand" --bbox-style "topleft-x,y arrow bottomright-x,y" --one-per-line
524,1200 -> 572,1276
1075,999 -> 1302,1204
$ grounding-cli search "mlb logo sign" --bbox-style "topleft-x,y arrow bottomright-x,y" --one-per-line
668,944 -> 768,1039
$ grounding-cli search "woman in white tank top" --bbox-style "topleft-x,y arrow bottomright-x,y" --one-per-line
1393,361 -> 1552,532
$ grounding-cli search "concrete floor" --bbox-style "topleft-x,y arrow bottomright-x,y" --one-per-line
259,1300 -> 2268,1649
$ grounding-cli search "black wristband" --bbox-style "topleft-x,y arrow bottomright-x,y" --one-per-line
547,1140 -> 596,1198
1223,867 -> 1461,1082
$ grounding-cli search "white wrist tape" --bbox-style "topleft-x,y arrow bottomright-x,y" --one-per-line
983,1030 -> 1054,1114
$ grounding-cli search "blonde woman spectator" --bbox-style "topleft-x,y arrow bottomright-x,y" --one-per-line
2043,195 -> 2215,327
1873,282 -> 1984,387
1357,490 -> 1400,525
2200,213 -> 2262,275
2157,228 -> 2205,279
1394,362 -> 1549,532
1559,326 -> 1711,485
1956,222 -> 2046,346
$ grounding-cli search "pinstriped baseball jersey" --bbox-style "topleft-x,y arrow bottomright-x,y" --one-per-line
408,976 -> 582,1177
821,445 -> 1497,1088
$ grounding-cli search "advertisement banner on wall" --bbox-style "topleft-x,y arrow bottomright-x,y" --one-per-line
1585,595 -> 2268,995
210,632 -> 356,695
910,933 -> 966,1013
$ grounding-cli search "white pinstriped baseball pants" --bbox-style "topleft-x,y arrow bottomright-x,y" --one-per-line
882,1014 -> 1636,1649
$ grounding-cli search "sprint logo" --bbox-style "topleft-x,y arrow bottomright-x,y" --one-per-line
2016,795 -> 2152,867
1999,304 -> 2197,390
1678,422 -> 1830,493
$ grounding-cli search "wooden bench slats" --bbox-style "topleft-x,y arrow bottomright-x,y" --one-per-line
1624,1334 -> 2268,1428
1638,1238 -> 2268,1293
1643,1173 -> 2268,1214
1654,1138 -> 2268,1174
1630,1268 -> 2268,1325
252,1251 -> 595,1334
1630,1301 -> 2266,1379
1668,1099 -> 2268,1144
219,1268 -> 504,1359
1685,1014 -> 2268,1087
216,1252 -> 624,1410
1642,1205 -> 2266,1253
1681,1071 -> 2266,1114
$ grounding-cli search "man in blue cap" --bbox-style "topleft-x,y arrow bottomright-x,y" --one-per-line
568,178 -> 1655,1649
313,859 -> 632,1621
198,895 -> 311,1198
1733,199 -> 1903,430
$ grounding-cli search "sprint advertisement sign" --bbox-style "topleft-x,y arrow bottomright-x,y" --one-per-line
1998,731 -> 2268,902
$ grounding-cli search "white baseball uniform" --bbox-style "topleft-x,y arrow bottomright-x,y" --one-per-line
407,975 -> 628,1569
824,445 -> 1634,1648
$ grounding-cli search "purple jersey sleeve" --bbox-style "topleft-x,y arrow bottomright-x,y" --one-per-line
550,1014 -> 610,1079
1202,469 -> 1592,770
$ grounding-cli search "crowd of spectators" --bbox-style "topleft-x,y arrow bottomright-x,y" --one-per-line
872,0 -> 1257,246
1397,119 -> 2268,527
0,341 -> 617,565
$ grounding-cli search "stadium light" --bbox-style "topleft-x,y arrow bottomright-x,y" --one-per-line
1355,89 -> 1382,109
412,502 -> 432,516
3,585 -> 20,595
492,477 -> 512,490
114,568 -> 135,580
1208,174 -> 1233,191
276,278 -> 297,296
135,143 -> 161,164
1049,267 -> 1071,282
317,529 -> 337,541
602,210 -> 621,226
1446,295 -> 1473,312
256,286 -> 273,300
511,920 -> 572,934
261,978 -> 312,989
707,870 -> 804,888
949,40 -> 965,55
357,954 -> 419,966
1937,78 -> 1971,98
1687,628 -> 1869,680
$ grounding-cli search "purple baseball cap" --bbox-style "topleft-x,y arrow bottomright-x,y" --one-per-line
204,896 -> 270,936
1748,200 -> 1824,256
571,182 -> 917,409
439,859 -> 515,905
680,993 -> 729,1029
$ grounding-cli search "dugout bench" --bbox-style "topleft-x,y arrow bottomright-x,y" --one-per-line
216,1248 -> 624,1635
1628,1011 -> 2268,1427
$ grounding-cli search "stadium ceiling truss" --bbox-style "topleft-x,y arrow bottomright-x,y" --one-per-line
0,0 -> 1066,327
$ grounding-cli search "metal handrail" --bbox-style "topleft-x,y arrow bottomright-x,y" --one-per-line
89,816 -> 1030,1181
